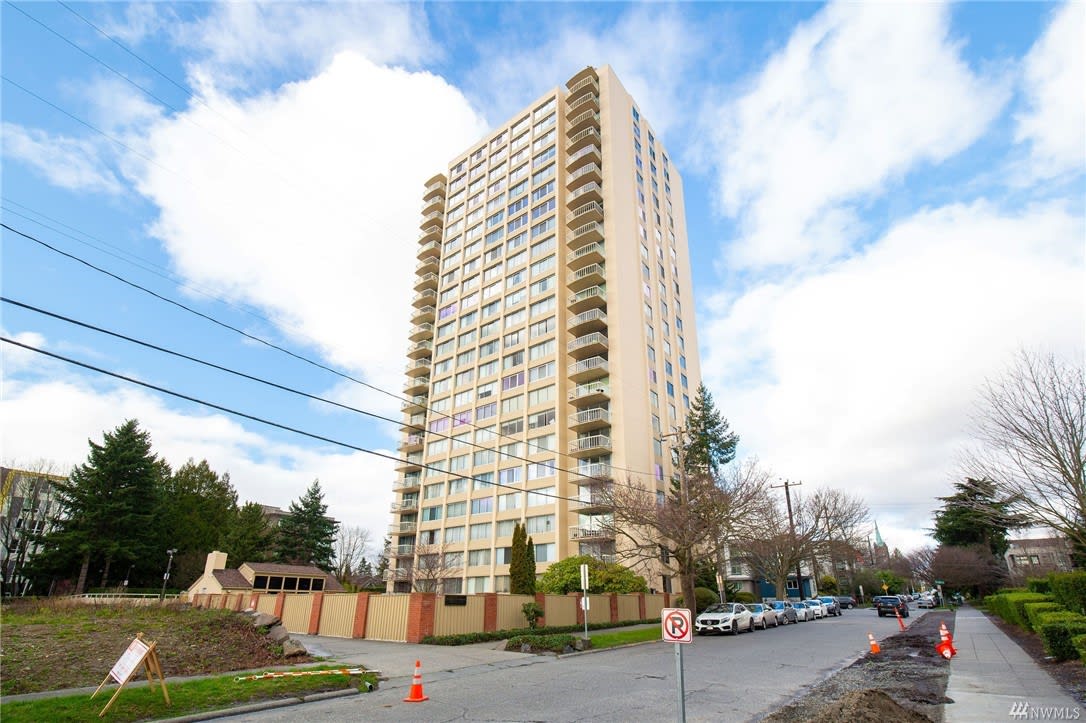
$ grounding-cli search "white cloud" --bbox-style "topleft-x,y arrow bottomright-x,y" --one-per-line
706,1 -> 1009,269
465,5 -> 708,135
700,200 -> 1084,549
1014,2 -> 1085,181
128,52 -> 488,408
2,123 -> 123,195
0,330 -> 49,375
172,2 -> 433,90
0,379 -> 396,546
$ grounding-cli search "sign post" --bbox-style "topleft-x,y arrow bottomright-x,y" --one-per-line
580,563 -> 590,640
661,607 -> 692,723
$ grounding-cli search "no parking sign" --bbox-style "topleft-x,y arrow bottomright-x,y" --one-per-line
661,607 -> 692,643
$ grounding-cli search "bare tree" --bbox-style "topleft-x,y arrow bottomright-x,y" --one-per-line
332,525 -> 373,582
904,545 -> 936,586
807,488 -> 869,585
601,458 -> 771,612
1,461 -> 65,596
962,351 -> 1086,551
930,544 -> 1006,595
410,544 -> 462,593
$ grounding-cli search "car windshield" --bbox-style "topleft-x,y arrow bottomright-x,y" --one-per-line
748,604 -> 763,612
772,602 -> 786,609
701,604 -> 734,614
820,597 -> 834,603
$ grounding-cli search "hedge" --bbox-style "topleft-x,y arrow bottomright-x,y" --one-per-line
1027,576 -> 1053,594
505,634 -> 581,653
674,587 -> 722,614
984,592 -> 1052,629
421,618 -> 657,646
1073,634 -> 1086,664
1050,572 -> 1086,615
1024,601 -> 1066,632
1036,611 -> 1086,661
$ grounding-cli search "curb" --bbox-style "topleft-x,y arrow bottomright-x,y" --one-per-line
158,688 -> 363,722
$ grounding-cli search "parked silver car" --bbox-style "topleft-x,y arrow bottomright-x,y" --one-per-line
770,600 -> 799,624
746,603 -> 779,629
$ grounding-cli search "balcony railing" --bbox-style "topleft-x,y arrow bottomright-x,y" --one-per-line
570,434 -> 612,454
568,332 -> 608,356
569,526 -> 612,540
569,382 -> 610,401
391,499 -> 419,513
569,355 -> 608,377
576,462 -> 613,481
566,92 -> 598,117
569,407 -> 610,428
567,127 -> 601,153
569,181 -> 602,204
567,307 -> 607,331
567,201 -> 603,224
393,544 -> 416,557
567,75 -> 599,97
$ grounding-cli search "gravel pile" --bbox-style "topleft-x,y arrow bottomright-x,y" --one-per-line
761,611 -> 953,722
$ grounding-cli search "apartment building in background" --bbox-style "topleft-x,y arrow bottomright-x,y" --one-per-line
388,66 -> 702,595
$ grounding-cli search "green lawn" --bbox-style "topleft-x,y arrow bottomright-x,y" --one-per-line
589,627 -> 662,649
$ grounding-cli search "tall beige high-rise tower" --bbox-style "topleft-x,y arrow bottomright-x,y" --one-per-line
388,66 -> 702,594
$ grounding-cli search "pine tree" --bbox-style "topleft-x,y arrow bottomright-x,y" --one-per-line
221,502 -> 273,565
682,383 -> 739,478
275,480 -> 338,571
155,459 -> 239,587
36,420 -> 165,593
510,522 -> 529,594
932,477 -> 1021,558
525,536 -> 536,594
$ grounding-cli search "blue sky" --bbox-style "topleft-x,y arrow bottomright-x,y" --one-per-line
2,1 -> 1082,556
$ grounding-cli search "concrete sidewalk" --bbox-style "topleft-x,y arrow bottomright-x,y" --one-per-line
945,606 -> 1082,722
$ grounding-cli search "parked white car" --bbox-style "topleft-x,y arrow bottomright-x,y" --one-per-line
695,602 -> 755,635
792,601 -> 810,622
802,599 -> 827,619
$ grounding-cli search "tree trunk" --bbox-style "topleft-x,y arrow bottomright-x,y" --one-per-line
76,553 -> 90,595
776,575 -> 787,600
100,555 -> 112,589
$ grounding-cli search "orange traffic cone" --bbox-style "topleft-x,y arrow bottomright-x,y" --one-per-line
894,606 -> 907,631
868,633 -> 880,654
936,639 -> 956,659
403,659 -> 429,703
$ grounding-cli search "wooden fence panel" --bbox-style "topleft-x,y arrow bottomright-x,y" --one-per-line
281,595 -> 314,633
617,594 -> 640,621
317,594 -> 359,637
587,594 -> 610,624
366,594 -> 410,641
496,594 -> 534,630
644,593 -> 666,619
256,594 -> 277,615
544,595 -> 577,626
433,595 -> 487,636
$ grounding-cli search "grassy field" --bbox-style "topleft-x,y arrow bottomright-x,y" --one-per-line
589,626 -> 662,649
0,597 -> 377,720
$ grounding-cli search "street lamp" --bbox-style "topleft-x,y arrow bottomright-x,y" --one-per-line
123,564 -> 134,592
159,548 -> 177,602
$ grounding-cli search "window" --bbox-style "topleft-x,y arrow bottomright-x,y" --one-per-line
502,371 -> 525,390
525,514 -> 554,534
422,505 -> 442,521
528,360 -> 555,381
500,418 -> 523,435
503,329 -> 523,347
470,522 -> 491,540
531,198 -> 556,219
500,395 -> 522,414
499,441 -> 522,458
425,483 -> 444,499
531,180 -> 555,202
498,467 -> 521,485
427,439 -> 448,456
529,339 -> 554,360
534,543 -> 555,562
474,449 -> 495,466
503,350 -> 524,368
445,525 -> 464,543
471,497 -> 493,515
474,471 -> 493,490
467,577 -> 490,593
531,237 -> 556,259
508,196 -> 529,215
453,390 -> 473,406
527,385 -> 555,406
530,317 -> 556,339
479,359 -> 498,376
468,549 -> 490,566
476,402 -> 497,420
498,493 -> 520,511
480,340 -> 499,358
495,546 -> 514,563
528,432 -> 555,451
528,461 -> 556,481
532,164 -> 554,186
446,501 -> 466,518
531,217 -> 555,239
449,455 -> 469,473
529,275 -> 554,297
528,409 -> 555,430
530,296 -> 555,317
477,381 -> 497,398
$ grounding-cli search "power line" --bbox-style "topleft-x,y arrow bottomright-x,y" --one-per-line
0,336 -> 598,508
2,221 -> 662,482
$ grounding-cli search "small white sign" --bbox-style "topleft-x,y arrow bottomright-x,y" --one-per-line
661,607 -> 692,644
579,563 -> 589,591
109,637 -> 150,684
581,596 -> 590,611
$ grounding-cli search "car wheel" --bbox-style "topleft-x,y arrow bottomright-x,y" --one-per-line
748,619 -> 755,633
730,621 -> 738,635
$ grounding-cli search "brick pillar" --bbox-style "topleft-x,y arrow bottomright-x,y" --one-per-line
233,594 -> 244,611
663,592 -> 671,609
609,593 -> 619,623
352,592 -> 370,638
483,593 -> 498,632
405,592 -> 436,643
535,592 -> 547,628
273,591 -> 286,620
638,592 -> 647,620
307,592 -> 324,635
575,593 -> 585,627
218,594 -> 228,609
249,592 -> 260,611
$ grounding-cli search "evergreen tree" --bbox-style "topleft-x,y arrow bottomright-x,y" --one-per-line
275,480 -> 338,571
35,420 -> 165,593
155,459 -> 239,587
682,383 -> 739,478
221,502 -> 274,566
510,522 -> 530,594
525,536 -> 536,594
932,478 -> 1020,558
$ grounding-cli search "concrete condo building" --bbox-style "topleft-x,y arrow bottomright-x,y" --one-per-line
388,66 -> 702,594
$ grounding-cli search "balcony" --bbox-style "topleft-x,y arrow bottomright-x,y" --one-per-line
399,414 -> 425,434
394,474 -> 421,490
412,288 -> 437,308
403,376 -> 428,395
567,162 -> 602,191
570,220 -> 603,246
421,196 -> 444,217
396,454 -> 422,472
412,305 -> 435,324
400,432 -> 425,453
566,72 -> 599,100
384,567 -> 413,580
568,285 -> 606,313
568,332 -> 608,359
566,200 -> 603,226
569,485 -> 612,514
416,254 -> 439,275
568,180 -> 602,205
419,210 -> 443,229
568,356 -> 608,383
569,382 -> 610,405
414,272 -> 438,292
408,323 -> 433,342
568,109 -> 600,135
423,176 -> 446,200
567,241 -> 605,269
401,394 -> 428,413
405,358 -> 431,377
392,543 -> 416,557
569,526 -> 613,541
566,92 -> 599,119
406,340 -> 432,359
391,499 -> 419,513
419,225 -> 442,243
570,434 -> 612,456
417,238 -> 440,257
567,308 -> 607,336
576,462 -> 613,482
389,520 -> 418,535
569,406 -> 610,432
568,127 -> 601,154
567,262 -> 605,292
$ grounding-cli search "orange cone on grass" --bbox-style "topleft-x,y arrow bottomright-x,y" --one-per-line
868,633 -> 880,654
938,622 -> 957,658
403,659 -> 429,703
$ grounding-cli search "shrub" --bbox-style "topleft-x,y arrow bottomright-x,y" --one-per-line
421,618 -> 658,645
674,587 -> 721,614
1050,572 -> 1086,615
522,601 -> 544,629
1024,602 -> 1065,632
1027,576 -> 1053,594
504,634 -> 580,653
984,592 -> 1052,629
1072,634 -> 1086,664
1037,611 -> 1086,661
733,591 -> 756,604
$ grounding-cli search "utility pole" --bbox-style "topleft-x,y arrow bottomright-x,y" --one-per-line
772,479 -> 804,598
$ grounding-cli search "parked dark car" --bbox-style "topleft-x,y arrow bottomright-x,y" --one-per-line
818,596 -> 842,616
835,595 -> 857,609
874,595 -> 909,618
770,600 -> 799,624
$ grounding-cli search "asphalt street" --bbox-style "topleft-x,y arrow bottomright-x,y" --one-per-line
220,606 -> 912,722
